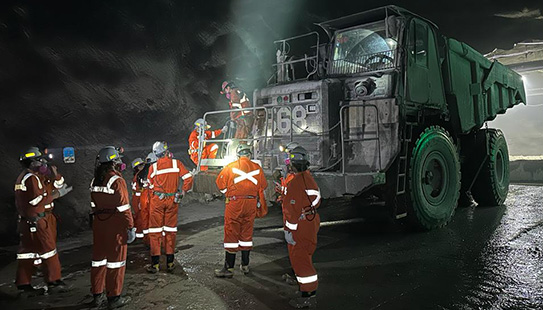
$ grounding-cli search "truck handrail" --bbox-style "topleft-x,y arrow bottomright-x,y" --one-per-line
197,107 -> 269,173
272,31 -> 320,84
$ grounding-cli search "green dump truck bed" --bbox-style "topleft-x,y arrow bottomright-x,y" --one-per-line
443,38 -> 526,134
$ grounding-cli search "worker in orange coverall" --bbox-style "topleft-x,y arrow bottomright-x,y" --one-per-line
15,147 -> 71,296
89,146 -> 135,309
220,80 -> 253,140
275,142 -> 300,204
282,146 -> 321,309
130,158 -> 145,240
214,144 -> 267,278
139,152 -> 158,246
188,118 -> 227,170
146,141 -> 193,273
42,161 -> 71,242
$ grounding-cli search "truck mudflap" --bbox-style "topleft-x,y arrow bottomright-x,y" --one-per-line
192,170 -> 386,201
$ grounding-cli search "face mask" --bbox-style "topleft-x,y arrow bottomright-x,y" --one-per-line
39,164 -> 50,175
117,162 -> 127,172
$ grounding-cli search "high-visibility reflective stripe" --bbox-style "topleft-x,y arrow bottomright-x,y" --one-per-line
106,261 -> 126,269
150,160 -> 179,178
285,221 -> 298,231
40,249 -> 57,259
142,229 -> 149,234
14,184 -> 26,191
136,233 -> 144,238
131,182 -> 137,191
34,259 -> 42,265
54,177 -> 65,189
117,204 -> 130,212
44,203 -> 53,209
231,103 -> 243,109
17,252 -> 39,259
148,227 -> 163,233
29,195 -> 43,206
232,168 -> 259,185
211,131 -> 217,138
296,274 -> 318,284
163,226 -> 177,232
239,241 -> 253,247
91,202 -> 96,208
107,175 -> 120,189
90,186 -> 114,194
135,192 -> 141,196
219,188 -> 227,194
92,259 -> 107,267
182,172 -> 192,180
240,95 -> 249,104
210,144 -> 219,151
305,189 -> 321,207
22,173 -> 42,190
224,243 -> 239,248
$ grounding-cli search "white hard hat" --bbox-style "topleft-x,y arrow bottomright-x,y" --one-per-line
152,141 -> 168,157
146,152 -> 158,163
194,118 -> 210,129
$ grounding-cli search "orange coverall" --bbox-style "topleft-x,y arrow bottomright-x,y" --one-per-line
227,88 -> 253,140
15,170 -> 62,286
43,172 -> 64,241
131,171 -> 144,239
188,128 -> 222,170
90,171 -> 134,297
216,157 -> 267,252
147,157 -> 193,256
282,170 -> 321,293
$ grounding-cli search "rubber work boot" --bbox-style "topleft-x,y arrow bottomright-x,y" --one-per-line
90,293 -> 107,309
167,262 -> 176,273
214,266 -> 234,278
282,273 -> 298,285
240,264 -> 250,275
108,295 -> 131,309
289,295 -> 317,309
47,280 -> 70,293
146,263 -> 159,274
17,285 -> 45,298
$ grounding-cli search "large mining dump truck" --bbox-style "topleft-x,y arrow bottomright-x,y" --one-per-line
193,5 -> 526,229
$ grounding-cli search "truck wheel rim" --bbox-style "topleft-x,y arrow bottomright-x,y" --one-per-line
421,151 -> 448,205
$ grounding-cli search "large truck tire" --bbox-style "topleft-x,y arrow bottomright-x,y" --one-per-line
407,126 -> 461,230
471,129 -> 509,206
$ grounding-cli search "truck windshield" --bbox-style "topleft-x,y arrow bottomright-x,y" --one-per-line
329,20 -> 397,75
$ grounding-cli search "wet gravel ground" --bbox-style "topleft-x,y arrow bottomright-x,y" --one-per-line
0,184 -> 542,309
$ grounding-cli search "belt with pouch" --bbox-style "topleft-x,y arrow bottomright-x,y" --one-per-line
225,195 -> 257,203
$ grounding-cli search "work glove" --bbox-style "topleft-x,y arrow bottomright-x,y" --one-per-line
174,190 -> 184,204
127,227 -> 136,244
284,230 -> 296,246
221,124 -> 228,133
57,184 -> 73,198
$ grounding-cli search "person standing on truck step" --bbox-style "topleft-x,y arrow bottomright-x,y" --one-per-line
15,147 -> 71,297
130,158 -> 145,240
188,118 -> 227,170
146,141 -> 193,273
89,146 -> 135,309
220,80 -> 253,141
214,144 -> 267,278
282,146 -> 321,309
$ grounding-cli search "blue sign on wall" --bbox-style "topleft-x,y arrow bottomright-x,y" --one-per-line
63,147 -> 75,164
